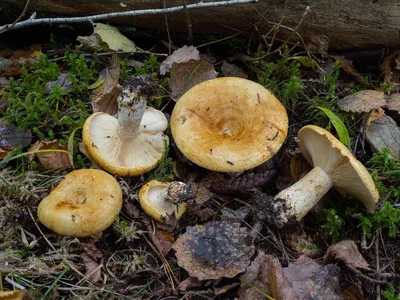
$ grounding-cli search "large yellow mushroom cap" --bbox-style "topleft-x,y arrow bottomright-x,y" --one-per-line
170,77 -> 288,172
37,169 -> 123,237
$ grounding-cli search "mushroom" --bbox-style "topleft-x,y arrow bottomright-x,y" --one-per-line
170,77 -> 288,172
82,77 -> 169,176
37,169 -> 123,237
270,125 -> 379,228
138,180 -> 195,223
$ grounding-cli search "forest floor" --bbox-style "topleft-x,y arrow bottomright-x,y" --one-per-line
0,19 -> 399,300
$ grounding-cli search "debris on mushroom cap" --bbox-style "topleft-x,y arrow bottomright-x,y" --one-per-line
269,125 -> 379,228
170,77 -> 288,172
37,169 -> 123,237
138,180 -> 189,223
172,221 -> 255,280
82,76 -> 169,176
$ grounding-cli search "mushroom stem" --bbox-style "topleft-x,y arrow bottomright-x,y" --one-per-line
117,95 -> 147,139
273,166 -> 333,227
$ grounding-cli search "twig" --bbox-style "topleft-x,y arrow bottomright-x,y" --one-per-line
376,230 -> 381,300
48,50 -> 167,62
347,265 -> 387,285
182,0 -> 193,45
1,0 -> 31,33
162,0 -> 172,55
266,0 -> 288,55
0,0 -> 259,33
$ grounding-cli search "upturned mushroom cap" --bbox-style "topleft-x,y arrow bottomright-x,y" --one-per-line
170,77 -> 288,172
298,125 -> 379,212
139,180 -> 188,223
83,108 -> 168,177
37,169 -> 123,237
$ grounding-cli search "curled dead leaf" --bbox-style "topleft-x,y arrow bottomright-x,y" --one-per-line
28,140 -> 72,170
91,54 -> 120,114
169,60 -> 218,100
337,90 -> 387,113
173,221 -> 254,280
333,56 -> 365,85
160,45 -> 200,75
324,240 -> 370,270
151,230 -> 174,257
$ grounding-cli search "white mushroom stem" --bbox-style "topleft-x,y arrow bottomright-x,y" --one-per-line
117,95 -> 147,140
273,166 -> 333,227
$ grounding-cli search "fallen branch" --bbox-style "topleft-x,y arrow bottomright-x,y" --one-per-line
0,0 -> 259,33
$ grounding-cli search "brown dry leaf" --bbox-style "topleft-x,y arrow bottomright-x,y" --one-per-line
160,45 -> 200,75
173,221 -> 254,280
81,243 -> 103,261
193,207 -> 216,222
169,60 -> 218,100
238,250 -> 295,300
221,61 -> 248,79
0,290 -> 25,300
306,34 -> 330,54
28,140 -> 71,170
91,54 -> 120,114
324,240 -> 370,270
81,253 -> 102,283
333,56 -> 365,85
0,121 -> 32,153
283,255 -> 344,300
337,90 -> 387,113
0,44 -> 41,77
0,148 -> 9,159
365,113 -> 400,161
178,277 -> 202,292
290,230 -> 320,258
151,230 -> 174,257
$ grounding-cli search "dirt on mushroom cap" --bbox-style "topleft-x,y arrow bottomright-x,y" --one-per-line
37,169 -> 123,237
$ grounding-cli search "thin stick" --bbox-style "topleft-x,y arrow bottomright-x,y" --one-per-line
266,0 -> 288,55
2,0 -> 31,33
48,50 -> 168,62
182,0 -> 193,45
376,230 -> 381,300
0,0 -> 259,33
347,265 -> 387,285
163,0 -> 172,55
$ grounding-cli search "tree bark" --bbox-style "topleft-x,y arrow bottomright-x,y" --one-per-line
2,0 -> 400,51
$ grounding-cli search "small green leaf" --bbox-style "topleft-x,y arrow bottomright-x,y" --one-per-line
288,56 -> 319,68
316,106 -> 350,146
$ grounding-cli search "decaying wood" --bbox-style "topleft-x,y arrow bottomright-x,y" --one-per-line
2,0 -> 400,50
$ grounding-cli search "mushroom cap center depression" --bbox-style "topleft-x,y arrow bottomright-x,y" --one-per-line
171,78 -> 288,172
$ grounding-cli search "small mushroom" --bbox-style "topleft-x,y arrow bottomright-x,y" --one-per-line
37,169 -> 122,237
270,125 -> 379,228
138,180 -> 194,223
82,77 -> 168,176
170,77 -> 288,172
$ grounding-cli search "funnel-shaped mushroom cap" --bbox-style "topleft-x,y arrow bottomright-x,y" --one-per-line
139,180 -> 187,223
37,169 -> 123,237
170,77 -> 288,172
298,125 -> 379,212
83,108 -> 168,177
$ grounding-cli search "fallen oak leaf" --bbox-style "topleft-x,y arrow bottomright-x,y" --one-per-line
28,140 -> 72,170
324,240 -> 371,270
